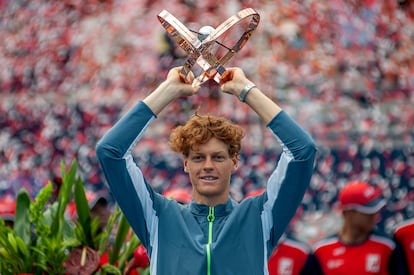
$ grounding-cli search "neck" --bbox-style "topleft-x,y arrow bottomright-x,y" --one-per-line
339,224 -> 370,244
193,194 -> 228,207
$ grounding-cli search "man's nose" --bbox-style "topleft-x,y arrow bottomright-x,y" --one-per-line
203,157 -> 214,169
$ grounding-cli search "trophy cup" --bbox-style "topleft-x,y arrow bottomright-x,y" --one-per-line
158,8 -> 260,87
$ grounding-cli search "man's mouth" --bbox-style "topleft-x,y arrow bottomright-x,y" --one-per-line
200,176 -> 218,181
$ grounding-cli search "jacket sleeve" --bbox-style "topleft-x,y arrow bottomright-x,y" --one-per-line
262,111 -> 317,249
95,101 -> 159,249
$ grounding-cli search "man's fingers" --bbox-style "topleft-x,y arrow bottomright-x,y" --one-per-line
219,70 -> 233,85
179,72 -> 190,84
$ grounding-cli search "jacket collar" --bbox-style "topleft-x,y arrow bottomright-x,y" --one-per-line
190,198 -> 235,217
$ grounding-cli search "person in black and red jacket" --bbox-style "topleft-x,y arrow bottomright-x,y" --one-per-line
268,234 -> 312,275
305,181 -> 408,275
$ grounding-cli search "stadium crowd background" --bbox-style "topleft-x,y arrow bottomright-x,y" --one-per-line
1,0 -> 413,243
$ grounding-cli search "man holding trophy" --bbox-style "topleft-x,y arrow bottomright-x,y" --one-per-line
96,8 -> 316,275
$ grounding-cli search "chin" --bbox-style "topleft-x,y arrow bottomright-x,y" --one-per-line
198,187 -> 223,197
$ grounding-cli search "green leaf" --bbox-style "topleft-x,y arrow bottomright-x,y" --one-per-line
43,202 -> 76,240
14,189 -> 31,245
98,207 -> 121,254
51,160 -> 77,236
0,219 -> 28,273
7,233 -> 18,253
15,235 -> 28,255
109,214 -> 130,264
74,176 -> 94,247
101,263 -> 122,275
29,182 -> 53,233
117,233 -> 140,271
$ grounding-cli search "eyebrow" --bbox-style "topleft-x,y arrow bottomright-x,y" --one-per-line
190,150 -> 228,155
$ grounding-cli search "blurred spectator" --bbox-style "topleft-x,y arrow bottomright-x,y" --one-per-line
307,181 -> 408,274
393,218 -> 414,274
268,236 -> 311,275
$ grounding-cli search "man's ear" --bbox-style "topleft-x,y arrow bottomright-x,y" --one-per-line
183,158 -> 188,173
232,157 -> 239,171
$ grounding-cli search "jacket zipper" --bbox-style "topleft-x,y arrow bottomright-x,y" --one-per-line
206,206 -> 215,275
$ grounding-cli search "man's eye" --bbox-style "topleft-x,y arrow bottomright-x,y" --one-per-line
214,155 -> 225,161
192,156 -> 204,161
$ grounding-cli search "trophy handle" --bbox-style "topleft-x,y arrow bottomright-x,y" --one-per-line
157,10 -> 201,83
194,8 -> 260,85
158,8 -> 260,86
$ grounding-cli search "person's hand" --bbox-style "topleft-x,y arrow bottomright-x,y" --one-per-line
164,67 -> 200,97
219,67 -> 254,98
142,67 -> 200,115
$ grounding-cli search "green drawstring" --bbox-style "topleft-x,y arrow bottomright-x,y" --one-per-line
206,207 -> 215,275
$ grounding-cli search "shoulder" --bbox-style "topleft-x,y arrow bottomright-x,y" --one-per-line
239,192 -> 267,208
368,232 -> 396,250
282,237 -> 311,254
312,234 -> 340,252
394,218 -> 414,237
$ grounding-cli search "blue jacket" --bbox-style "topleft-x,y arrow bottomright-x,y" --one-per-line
96,101 -> 316,275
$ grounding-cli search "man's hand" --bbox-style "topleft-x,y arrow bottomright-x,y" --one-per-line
219,67 -> 253,98
143,67 -> 200,115
164,67 -> 200,97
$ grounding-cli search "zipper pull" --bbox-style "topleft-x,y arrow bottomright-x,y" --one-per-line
207,206 -> 215,222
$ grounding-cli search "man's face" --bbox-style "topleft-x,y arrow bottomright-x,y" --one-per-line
184,137 -> 238,205
345,210 -> 380,233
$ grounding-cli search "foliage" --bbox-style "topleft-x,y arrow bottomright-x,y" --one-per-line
0,160 -> 150,274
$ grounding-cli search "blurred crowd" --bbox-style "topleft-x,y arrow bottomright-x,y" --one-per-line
1,0 -> 413,239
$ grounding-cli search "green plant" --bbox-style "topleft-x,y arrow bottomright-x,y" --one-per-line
0,160 -> 150,274
0,160 -> 78,274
